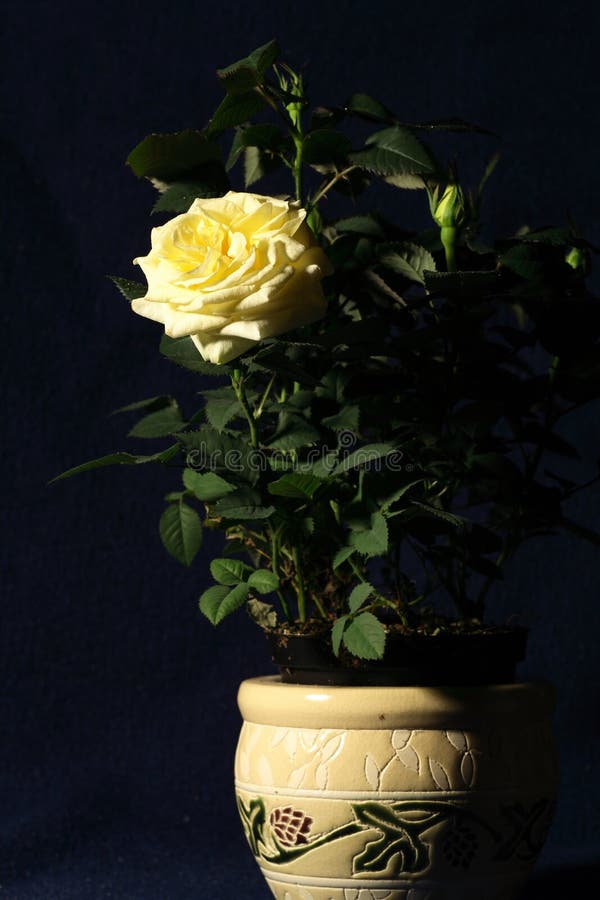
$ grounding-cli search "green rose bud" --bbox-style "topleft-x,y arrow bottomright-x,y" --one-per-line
431,182 -> 466,229
565,246 -> 589,275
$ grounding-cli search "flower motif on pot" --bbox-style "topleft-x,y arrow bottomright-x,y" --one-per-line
270,806 -> 313,847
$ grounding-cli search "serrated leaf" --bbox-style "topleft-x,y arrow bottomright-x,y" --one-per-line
50,446 -> 179,483
199,585 -> 230,623
267,473 -> 323,499
243,145 -> 280,187
183,470 -> 236,502
152,169 -> 230,212
110,276 -> 146,301
350,126 -> 437,177
322,405 -> 360,432
159,501 -> 202,566
303,129 -> 352,167
200,582 -> 249,624
128,404 -> 185,438
333,443 -> 395,475
377,242 -> 436,285
348,582 -> 374,612
343,612 -> 386,660
202,387 -> 242,431
160,334 -> 230,374
334,215 -> 385,238
349,511 -> 389,557
216,39 -> 279,94
210,557 -> 252,586
247,569 -> 280,594
213,488 -> 275,520
423,269 -> 498,295
409,501 -> 466,527
346,93 -> 395,123
113,395 -> 173,415
332,616 -> 348,656
333,545 -> 356,569
127,131 -> 221,179
207,90 -> 267,137
268,415 -> 321,451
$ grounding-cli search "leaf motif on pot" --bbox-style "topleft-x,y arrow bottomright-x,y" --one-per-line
365,753 -> 381,790
396,744 -> 420,773
298,888 -> 315,900
284,729 -> 298,757
288,763 -> 308,789
258,755 -> 274,787
316,762 -> 328,790
460,750 -> 476,788
446,730 -> 468,752
428,757 -> 451,790
392,729 -> 412,750
300,729 -> 318,751
321,733 -> 344,763
270,727 -> 288,748
238,748 -> 251,781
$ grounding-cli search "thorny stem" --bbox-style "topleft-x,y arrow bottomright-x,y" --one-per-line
231,371 -> 258,448
269,525 -> 292,622
310,166 -> 358,208
291,545 -> 308,621
255,373 -> 276,420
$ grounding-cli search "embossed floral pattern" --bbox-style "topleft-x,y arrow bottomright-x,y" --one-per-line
271,806 -> 314,847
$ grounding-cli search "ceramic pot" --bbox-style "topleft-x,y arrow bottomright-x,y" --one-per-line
235,677 -> 557,900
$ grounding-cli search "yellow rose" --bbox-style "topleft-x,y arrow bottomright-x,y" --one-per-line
132,191 -> 332,364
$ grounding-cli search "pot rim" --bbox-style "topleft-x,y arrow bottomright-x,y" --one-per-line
237,675 -> 555,730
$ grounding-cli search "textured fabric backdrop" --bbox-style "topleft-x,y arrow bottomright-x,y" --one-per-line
2,0 -> 600,896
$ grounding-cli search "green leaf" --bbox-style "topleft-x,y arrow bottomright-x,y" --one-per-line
216,39 -> 279,94
268,415 -> 321,451
350,126 -> 437,177
199,585 -> 230,623
268,473 -> 323,499
177,427 -> 259,486
50,446 -> 179,483
348,582 -> 374,612
303,130 -> 352,167
210,557 -> 252,586
244,145 -> 280,187
380,479 -> 424,510
152,169 -> 230,212
377,242 -> 436,285
200,582 -> 250,624
346,93 -> 395,123
183,470 -> 236,502
113,395 -> 172,414
349,511 -> 389,557
516,226 -> 572,246
247,569 -> 280,594
159,501 -> 203,566
334,215 -> 385,238
322,405 -> 360,432
409,501 -> 466,527
129,404 -> 185,438
423,269 -> 498,295
160,334 -> 229,374
127,131 -> 221,179
207,90 -> 267,137
202,387 -> 242,431
213,488 -> 275,520
343,612 -> 386,659
110,276 -> 146,301
333,546 -> 356,569
332,615 -> 348,656
333,443 -> 395,476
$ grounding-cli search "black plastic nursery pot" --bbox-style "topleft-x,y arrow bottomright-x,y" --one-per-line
265,624 -> 529,686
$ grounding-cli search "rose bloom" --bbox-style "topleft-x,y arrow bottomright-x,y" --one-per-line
132,191 -> 332,364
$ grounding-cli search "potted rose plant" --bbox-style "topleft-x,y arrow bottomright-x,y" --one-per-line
56,40 -> 600,900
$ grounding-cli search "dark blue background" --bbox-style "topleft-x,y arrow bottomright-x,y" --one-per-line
2,0 -> 600,896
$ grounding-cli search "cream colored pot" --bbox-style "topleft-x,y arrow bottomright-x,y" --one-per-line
236,677 -> 557,900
